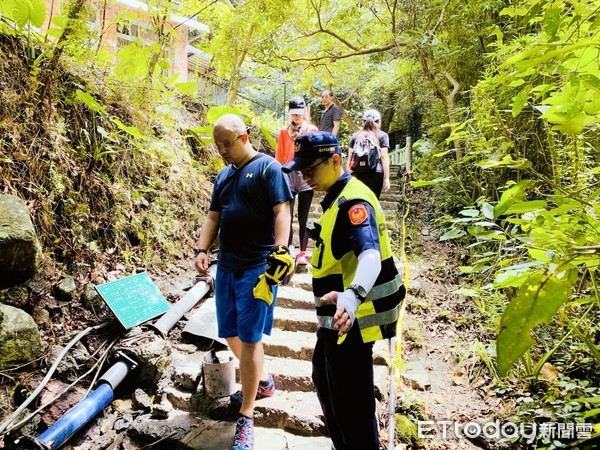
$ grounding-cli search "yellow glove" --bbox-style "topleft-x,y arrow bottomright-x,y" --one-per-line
253,273 -> 274,306
264,245 -> 295,286
253,246 -> 295,306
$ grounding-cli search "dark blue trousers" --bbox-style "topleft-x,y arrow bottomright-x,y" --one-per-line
312,325 -> 380,450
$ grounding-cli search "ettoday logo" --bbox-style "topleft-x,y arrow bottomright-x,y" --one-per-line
417,420 -> 594,444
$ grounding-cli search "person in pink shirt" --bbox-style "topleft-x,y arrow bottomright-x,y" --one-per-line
275,97 -> 318,265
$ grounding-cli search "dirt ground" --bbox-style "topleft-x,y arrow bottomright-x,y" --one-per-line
388,188 -> 505,450
0,186 -> 507,450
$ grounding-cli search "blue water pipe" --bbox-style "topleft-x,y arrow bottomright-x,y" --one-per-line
13,352 -> 137,450
10,274 -> 214,450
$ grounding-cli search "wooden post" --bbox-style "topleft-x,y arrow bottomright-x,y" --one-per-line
406,135 -> 413,172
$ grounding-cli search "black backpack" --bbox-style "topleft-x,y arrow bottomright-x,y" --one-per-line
351,132 -> 380,173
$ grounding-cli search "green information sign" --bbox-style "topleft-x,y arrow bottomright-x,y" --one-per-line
95,272 -> 170,329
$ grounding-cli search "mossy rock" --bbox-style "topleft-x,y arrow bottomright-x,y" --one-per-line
395,413 -> 420,447
0,304 -> 44,370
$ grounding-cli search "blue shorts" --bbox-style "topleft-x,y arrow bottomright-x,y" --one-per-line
215,264 -> 278,344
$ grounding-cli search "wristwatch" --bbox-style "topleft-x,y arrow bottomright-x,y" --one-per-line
194,248 -> 208,257
348,284 -> 367,301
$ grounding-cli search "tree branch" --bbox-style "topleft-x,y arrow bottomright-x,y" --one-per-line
431,0 -> 451,35
278,43 -> 396,62
309,0 -> 362,52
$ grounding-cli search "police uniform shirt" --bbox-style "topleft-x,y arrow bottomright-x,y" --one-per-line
319,172 -> 381,259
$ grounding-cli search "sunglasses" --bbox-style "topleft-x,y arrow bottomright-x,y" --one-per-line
301,157 -> 329,177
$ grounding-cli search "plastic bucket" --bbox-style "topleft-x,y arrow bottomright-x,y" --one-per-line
202,351 -> 236,398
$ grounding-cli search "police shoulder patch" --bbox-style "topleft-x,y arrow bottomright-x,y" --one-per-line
348,204 -> 368,225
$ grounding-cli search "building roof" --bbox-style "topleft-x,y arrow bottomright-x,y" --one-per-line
116,0 -> 209,32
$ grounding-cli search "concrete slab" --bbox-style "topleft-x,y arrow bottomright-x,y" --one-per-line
274,306 -> 317,333
179,418 -> 332,449
264,329 -> 316,361
263,355 -> 313,392
276,286 -> 315,310
253,390 -> 326,435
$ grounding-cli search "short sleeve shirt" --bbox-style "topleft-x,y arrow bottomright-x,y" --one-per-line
319,104 -> 342,133
210,154 -> 293,270
320,172 -> 381,259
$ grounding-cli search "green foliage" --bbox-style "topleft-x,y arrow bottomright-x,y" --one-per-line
75,90 -> 108,116
497,270 -> 571,376
0,0 -> 46,28
420,0 -> 600,381
116,42 -> 152,80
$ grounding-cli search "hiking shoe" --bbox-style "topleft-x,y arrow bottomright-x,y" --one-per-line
230,374 -> 275,406
296,252 -> 309,265
232,414 -> 254,450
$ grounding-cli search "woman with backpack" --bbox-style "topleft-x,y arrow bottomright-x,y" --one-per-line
346,109 -> 391,199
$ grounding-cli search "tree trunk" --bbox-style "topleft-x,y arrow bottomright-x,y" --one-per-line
36,0 -> 87,108
226,21 -> 256,106
417,52 -> 462,159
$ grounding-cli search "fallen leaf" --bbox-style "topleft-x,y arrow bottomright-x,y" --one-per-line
539,362 -> 559,383
452,371 -> 466,385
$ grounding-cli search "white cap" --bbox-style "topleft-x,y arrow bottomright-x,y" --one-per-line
363,109 -> 381,121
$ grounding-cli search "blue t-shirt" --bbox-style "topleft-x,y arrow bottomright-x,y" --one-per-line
210,154 -> 293,270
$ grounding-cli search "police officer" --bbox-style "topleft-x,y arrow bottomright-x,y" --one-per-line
282,131 -> 405,450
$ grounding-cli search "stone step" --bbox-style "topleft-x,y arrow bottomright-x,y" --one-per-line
263,329 -> 316,361
380,192 -> 403,202
264,355 -> 390,399
264,328 -> 390,366
180,420 -> 333,450
264,356 -> 315,392
287,271 -> 312,291
191,390 -> 327,436
253,390 -> 327,436
276,285 -> 314,310
274,306 -> 317,333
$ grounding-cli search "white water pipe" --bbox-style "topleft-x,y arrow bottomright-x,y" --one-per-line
150,265 -> 216,337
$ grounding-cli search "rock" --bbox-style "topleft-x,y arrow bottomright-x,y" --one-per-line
0,194 -> 43,289
132,388 -> 153,412
82,283 -> 104,311
151,396 -> 173,419
401,360 -> 431,391
163,386 -> 193,411
128,411 -> 194,446
0,304 -> 44,370
48,343 -> 92,383
179,418 -> 235,450
171,346 -> 203,390
123,333 -> 172,386
114,413 -> 135,432
91,429 -> 117,450
395,413 -> 420,447
54,276 -> 77,302
38,380 -> 87,428
32,306 -> 51,329
2,285 -> 30,308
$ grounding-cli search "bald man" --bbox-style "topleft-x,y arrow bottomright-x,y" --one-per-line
195,114 -> 293,449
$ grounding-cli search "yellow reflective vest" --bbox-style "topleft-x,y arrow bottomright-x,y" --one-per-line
311,177 -> 405,343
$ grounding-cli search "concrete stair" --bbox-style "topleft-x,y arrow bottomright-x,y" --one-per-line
187,165 -> 406,449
